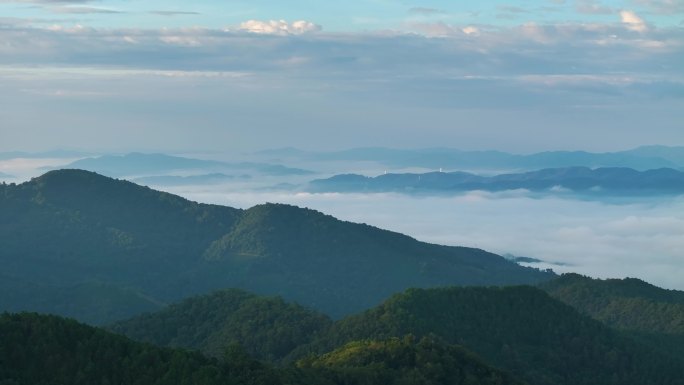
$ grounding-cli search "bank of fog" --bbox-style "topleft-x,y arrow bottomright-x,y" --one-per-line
162,185 -> 684,291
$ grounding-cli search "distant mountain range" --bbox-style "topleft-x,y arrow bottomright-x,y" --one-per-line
308,167 -> 684,195
259,145 -> 684,171
54,152 -> 314,178
0,150 -> 92,161
133,173 -> 250,186
0,169 -> 552,324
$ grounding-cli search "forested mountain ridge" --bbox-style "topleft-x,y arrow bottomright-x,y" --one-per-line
113,285 -> 684,385
539,274 -> 684,360
0,312 -> 281,385
2,312 -> 532,385
0,169 -> 552,323
199,202 -> 551,318
110,289 -> 333,362
540,273 -> 684,334
297,336 -> 527,385
0,169 -> 241,310
293,285 -> 684,385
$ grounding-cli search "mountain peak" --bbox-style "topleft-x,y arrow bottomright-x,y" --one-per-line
2,169 -> 552,322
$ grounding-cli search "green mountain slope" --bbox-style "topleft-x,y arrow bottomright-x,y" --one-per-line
295,286 -> 684,385
0,169 -> 552,323
1,311 -> 534,385
0,277 -> 163,325
202,203 -> 553,318
111,289 -> 332,362
0,169 -> 240,281
540,273 -> 684,334
0,312 -> 281,385
297,336 -> 526,385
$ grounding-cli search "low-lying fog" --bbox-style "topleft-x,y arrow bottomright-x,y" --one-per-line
165,185 -> 684,291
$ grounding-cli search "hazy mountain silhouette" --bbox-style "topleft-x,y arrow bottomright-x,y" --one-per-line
309,167 -> 684,195
259,146 -> 684,171
58,152 -> 313,177
133,173 -> 249,186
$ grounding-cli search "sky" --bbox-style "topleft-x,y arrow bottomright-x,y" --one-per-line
0,0 -> 683,153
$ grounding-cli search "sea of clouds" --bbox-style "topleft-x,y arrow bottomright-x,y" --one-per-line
164,185 -> 684,291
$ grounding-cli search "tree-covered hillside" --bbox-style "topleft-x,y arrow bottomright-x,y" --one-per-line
112,285 -> 684,385
0,312 -> 531,385
200,202 -> 553,318
294,286 -> 684,385
0,312 -> 282,385
540,273 -> 684,360
540,273 -> 684,334
111,289 -> 332,362
0,169 -> 553,323
297,336 -> 526,385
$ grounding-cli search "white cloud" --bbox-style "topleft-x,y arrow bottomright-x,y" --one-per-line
407,22 -> 455,37
462,26 -> 480,36
238,20 -> 321,36
149,11 -> 200,17
621,10 -> 648,32
48,6 -> 122,14
159,35 -> 202,47
0,20 -> 682,154
20,88 -> 110,97
45,23 -> 91,33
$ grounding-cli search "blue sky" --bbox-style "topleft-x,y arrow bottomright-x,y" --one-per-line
1,0 -> 682,30
0,0 -> 682,152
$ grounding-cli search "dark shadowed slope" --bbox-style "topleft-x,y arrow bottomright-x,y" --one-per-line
0,312 -> 281,385
0,169 -> 553,323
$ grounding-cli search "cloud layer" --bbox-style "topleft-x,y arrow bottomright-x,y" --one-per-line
237,19 -> 321,35
0,3 -> 682,152
156,186 -> 684,291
